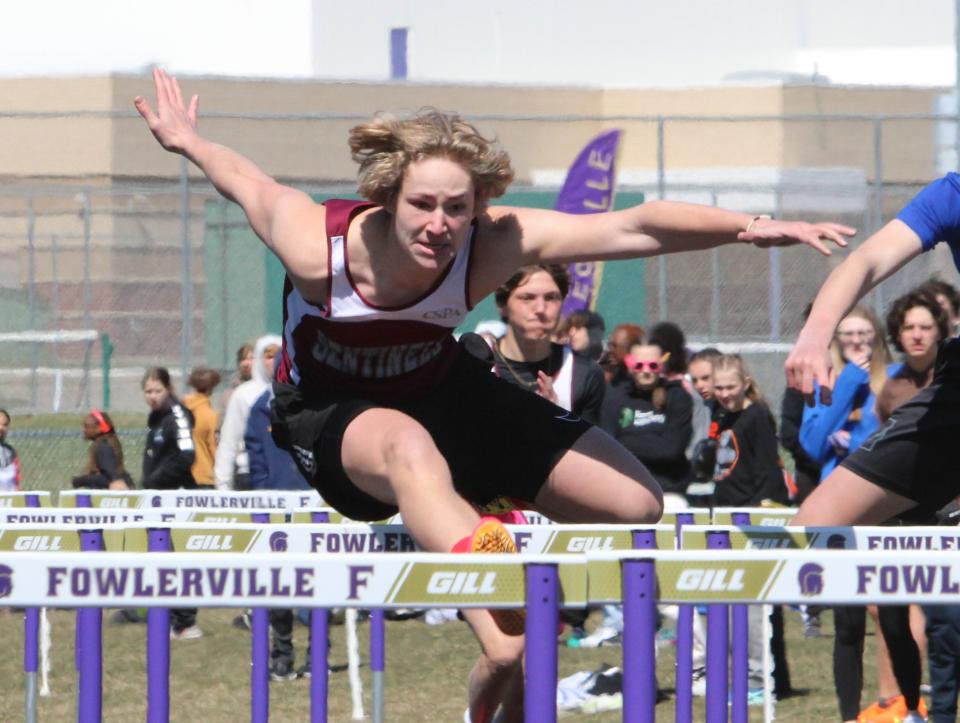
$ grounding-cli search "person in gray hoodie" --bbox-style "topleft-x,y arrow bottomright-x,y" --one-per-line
214,334 -> 281,491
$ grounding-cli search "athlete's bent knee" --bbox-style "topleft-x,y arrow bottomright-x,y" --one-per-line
481,633 -> 525,671
635,495 -> 665,524
620,484 -> 664,524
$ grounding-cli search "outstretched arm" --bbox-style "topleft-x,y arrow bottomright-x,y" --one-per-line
784,220 -> 923,403
135,68 -> 324,279
472,200 -> 853,298
514,200 -> 850,261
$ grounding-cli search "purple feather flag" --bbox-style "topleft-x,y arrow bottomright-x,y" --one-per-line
556,129 -> 622,318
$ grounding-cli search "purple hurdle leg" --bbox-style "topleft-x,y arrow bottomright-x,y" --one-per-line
75,494 -> 92,672
78,529 -> 105,723
706,530 -> 731,723
251,610 -> 270,723
74,494 -> 93,720
729,513 -> 751,723
675,512 -> 695,723
309,510 -> 330,723
24,606 -> 39,723
525,563 -> 559,723
24,492 -> 41,723
371,609 -> 385,723
310,607 -> 329,723
251,512 -> 270,723
624,530 -> 658,723
147,528 -> 171,723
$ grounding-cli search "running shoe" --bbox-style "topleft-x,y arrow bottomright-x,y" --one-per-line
270,659 -> 297,682
858,695 -> 927,723
453,517 -> 525,636
169,625 -> 203,641
232,610 -> 252,631
573,625 -> 622,648
690,666 -> 707,697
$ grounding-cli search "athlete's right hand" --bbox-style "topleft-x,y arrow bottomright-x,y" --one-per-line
134,67 -> 200,155
785,335 -> 836,406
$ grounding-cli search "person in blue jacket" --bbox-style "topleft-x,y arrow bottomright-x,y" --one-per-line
799,305 -> 894,482
797,305 -> 908,721
245,387 -> 311,491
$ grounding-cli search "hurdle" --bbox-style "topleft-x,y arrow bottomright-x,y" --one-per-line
6,520 -> 671,721
2,549 -> 588,722
2,499 -> 811,723
11,536 -> 960,721
586,544 -> 960,723
678,515 -> 797,723
120,521 -> 676,722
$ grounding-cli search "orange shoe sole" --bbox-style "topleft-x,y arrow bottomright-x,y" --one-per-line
467,518 -> 525,636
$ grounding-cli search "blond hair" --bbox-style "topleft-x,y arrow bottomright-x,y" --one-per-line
348,109 -> 514,209
830,305 -> 890,397
713,354 -> 765,407
714,354 -> 780,432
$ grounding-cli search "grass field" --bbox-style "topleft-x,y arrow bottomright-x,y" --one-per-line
0,605 -> 897,722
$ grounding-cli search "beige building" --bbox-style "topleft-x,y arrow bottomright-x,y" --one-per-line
0,75 -> 943,183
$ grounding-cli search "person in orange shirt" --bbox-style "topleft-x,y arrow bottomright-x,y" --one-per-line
183,367 -> 222,488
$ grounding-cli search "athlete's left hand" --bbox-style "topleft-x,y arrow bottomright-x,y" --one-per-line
739,218 -> 855,256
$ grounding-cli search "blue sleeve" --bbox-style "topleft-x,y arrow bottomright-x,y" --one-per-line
846,364 -> 898,450
244,393 -> 270,490
798,363 -> 870,465
897,174 -> 960,252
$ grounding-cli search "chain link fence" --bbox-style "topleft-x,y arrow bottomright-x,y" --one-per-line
2,108 -> 958,487
8,427 -> 145,493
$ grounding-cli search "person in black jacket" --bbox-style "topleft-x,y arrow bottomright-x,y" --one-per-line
72,410 -> 133,490
600,341 -> 692,503
711,354 -> 789,507
491,264 -> 606,424
142,367 -> 196,491
141,367 -> 200,640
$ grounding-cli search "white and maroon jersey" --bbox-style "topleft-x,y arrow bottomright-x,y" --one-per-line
275,199 -> 474,398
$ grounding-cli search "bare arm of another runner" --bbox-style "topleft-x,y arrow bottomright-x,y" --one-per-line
784,221 -> 923,404
134,68 -> 325,286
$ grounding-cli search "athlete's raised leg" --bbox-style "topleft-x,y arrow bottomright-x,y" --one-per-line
340,407 -> 524,723
791,466 -> 916,526
533,426 -> 664,523
341,407 -> 483,549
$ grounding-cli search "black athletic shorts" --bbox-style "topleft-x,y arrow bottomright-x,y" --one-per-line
842,337 -> 960,517
270,338 -> 593,521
